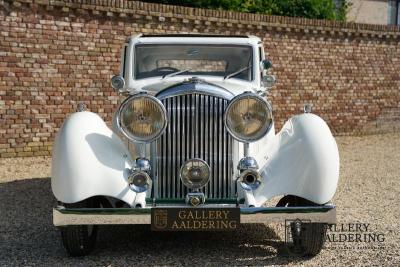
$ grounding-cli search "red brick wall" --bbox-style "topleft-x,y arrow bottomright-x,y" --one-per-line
1,0 -> 400,157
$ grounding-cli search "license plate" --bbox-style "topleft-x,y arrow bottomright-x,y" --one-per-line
151,207 -> 240,231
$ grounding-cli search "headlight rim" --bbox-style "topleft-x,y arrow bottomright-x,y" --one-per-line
116,93 -> 168,143
224,92 -> 273,143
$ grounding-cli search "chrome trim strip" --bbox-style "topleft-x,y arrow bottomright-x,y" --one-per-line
53,208 -> 151,225
190,94 -> 194,159
151,142 -> 158,199
204,95 -> 209,197
212,96 -> 217,197
53,206 -> 336,226
240,206 -> 336,224
210,97 -> 214,197
181,95 -> 186,196
171,97 -> 175,197
219,98 -> 224,197
176,96 -> 180,197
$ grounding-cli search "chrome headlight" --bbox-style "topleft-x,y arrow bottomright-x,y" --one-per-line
224,92 -> 273,142
117,93 -> 167,143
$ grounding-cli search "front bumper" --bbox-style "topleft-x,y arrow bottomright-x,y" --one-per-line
53,205 -> 336,226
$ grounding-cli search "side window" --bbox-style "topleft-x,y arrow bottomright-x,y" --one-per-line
258,47 -> 263,61
388,0 -> 400,25
121,45 -> 127,78
258,46 -> 264,78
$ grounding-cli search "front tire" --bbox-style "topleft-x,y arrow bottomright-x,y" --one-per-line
277,195 -> 327,257
60,198 -> 98,256
61,225 -> 97,257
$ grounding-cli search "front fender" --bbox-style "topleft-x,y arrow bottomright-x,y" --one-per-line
253,113 -> 339,205
51,111 -> 136,205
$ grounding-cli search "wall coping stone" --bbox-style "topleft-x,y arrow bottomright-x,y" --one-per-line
2,0 -> 400,39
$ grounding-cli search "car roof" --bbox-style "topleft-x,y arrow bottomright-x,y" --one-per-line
127,34 -> 261,46
142,34 -> 249,38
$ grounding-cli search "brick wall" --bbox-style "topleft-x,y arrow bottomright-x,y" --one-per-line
1,0 -> 400,158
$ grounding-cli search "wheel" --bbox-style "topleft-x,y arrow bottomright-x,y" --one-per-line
60,198 -> 98,256
277,195 -> 327,256
60,225 -> 97,257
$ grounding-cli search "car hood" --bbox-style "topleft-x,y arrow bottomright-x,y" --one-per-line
155,77 -> 235,100
133,76 -> 258,96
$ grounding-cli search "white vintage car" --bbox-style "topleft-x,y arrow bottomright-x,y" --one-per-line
52,34 -> 339,257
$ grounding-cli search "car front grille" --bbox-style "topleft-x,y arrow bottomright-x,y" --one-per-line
154,93 -> 235,199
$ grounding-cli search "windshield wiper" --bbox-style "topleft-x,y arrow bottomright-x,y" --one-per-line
224,65 -> 252,80
162,69 -> 191,79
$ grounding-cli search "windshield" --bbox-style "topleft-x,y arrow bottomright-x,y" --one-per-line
134,44 -> 253,81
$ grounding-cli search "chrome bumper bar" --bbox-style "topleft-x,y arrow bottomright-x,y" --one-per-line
53,205 -> 336,226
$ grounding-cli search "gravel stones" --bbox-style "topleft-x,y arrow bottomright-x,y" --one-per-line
0,133 -> 399,266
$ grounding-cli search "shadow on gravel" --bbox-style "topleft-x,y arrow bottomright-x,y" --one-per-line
0,178 -> 307,266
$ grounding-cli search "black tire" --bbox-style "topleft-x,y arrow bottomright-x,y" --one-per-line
60,198 -> 98,257
290,221 -> 327,256
277,195 -> 327,257
60,225 -> 97,257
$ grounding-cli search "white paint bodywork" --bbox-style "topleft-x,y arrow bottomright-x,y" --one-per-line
51,111 -> 142,206
51,35 -> 339,207
253,114 -> 339,206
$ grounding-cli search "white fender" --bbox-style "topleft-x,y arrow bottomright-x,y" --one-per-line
253,113 -> 339,206
51,111 -> 137,205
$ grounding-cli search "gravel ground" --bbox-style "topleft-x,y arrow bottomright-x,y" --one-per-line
0,133 -> 399,266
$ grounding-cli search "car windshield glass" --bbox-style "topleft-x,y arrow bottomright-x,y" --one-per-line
135,44 -> 253,81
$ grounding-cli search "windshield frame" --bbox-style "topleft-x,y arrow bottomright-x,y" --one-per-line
133,43 -> 255,82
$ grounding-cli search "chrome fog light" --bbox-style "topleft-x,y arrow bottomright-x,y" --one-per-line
128,171 -> 151,193
239,169 -> 261,191
180,159 -> 210,190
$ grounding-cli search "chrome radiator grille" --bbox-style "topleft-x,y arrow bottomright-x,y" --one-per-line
155,93 -> 235,199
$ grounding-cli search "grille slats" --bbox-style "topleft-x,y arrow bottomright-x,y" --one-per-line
156,93 -> 234,199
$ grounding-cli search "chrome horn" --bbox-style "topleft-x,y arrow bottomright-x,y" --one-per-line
128,158 -> 152,193
237,157 -> 261,191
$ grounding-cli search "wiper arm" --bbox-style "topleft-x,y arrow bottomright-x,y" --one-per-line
162,69 -> 191,79
224,65 -> 252,80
